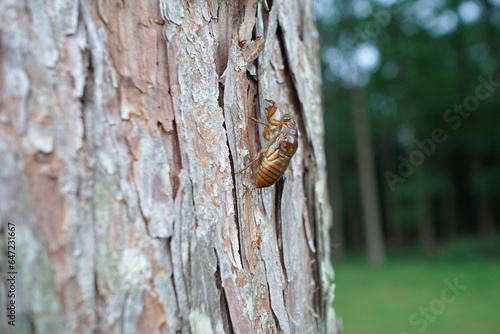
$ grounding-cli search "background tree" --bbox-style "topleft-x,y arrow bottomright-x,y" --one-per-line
0,0 -> 340,333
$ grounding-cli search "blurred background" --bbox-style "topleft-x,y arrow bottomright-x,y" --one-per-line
315,0 -> 500,332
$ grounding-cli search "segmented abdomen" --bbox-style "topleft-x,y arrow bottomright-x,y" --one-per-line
256,155 -> 291,188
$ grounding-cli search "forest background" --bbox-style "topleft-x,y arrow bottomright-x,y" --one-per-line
317,0 -> 500,333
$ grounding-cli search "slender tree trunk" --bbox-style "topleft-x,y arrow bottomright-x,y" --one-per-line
441,193 -> 459,238
380,136 -> 405,249
346,203 -> 365,253
470,158 -> 497,237
351,86 -> 386,267
441,158 -> 459,240
328,133 -> 345,260
0,0 -> 340,333
415,178 -> 437,256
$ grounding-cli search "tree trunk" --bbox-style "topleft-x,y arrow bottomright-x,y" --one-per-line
380,136 -> 405,249
328,132 -> 345,261
440,158 -> 459,240
469,158 -> 497,237
415,176 -> 437,256
351,86 -> 386,267
0,0 -> 339,333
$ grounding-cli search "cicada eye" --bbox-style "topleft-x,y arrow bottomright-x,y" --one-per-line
283,115 -> 291,121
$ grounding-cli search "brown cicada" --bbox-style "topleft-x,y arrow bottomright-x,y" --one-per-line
237,100 -> 298,188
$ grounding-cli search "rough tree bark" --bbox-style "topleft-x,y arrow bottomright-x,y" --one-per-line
0,0 -> 339,333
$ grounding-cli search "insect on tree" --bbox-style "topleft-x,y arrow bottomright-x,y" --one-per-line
237,99 -> 299,188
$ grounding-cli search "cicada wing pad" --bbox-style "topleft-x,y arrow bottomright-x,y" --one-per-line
265,135 -> 281,161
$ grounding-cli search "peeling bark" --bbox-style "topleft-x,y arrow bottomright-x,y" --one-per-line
0,0 -> 340,333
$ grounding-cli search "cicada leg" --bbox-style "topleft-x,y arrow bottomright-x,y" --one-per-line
248,100 -> 282,140
236,147 -> 267,174
248,116 -> 276,141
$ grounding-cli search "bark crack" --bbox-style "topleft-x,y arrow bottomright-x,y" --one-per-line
80,41 -> 102,333
274,178 -> 287,283
275,16 -> 325,326
219,100 -> 243,267
267,281 -> 282,333
166,236 -> 182,331
275,24 -> 309,147
164,117 -> 183,196
214,249 -> 235,334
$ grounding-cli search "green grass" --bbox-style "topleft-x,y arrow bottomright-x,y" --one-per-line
332,257 -> 500,334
